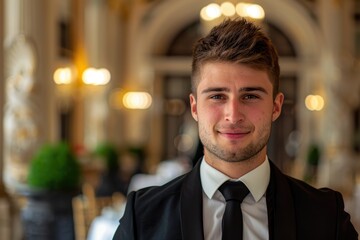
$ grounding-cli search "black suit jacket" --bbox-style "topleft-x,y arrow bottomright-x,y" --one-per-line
113,160 -> 358,240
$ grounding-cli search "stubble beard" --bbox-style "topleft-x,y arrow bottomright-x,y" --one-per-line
199,122 -> 272,163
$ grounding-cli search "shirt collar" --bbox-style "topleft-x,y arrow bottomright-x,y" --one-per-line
200,157 -> 270,202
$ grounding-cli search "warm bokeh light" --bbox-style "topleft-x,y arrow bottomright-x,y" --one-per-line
200,3 -> 221,21
221,2 -> 236,17
244,3 -> 265,19
53,67 -> 74,85
82,68 -> 111,86
201,2 -> 265,21
305,95 -> 325,111
54,67 -> 111,86
122,92 -> 152,110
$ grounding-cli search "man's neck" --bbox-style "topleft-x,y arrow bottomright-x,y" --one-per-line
203,150 -> 267,179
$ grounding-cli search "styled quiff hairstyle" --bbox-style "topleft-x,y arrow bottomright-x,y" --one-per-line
191,18 -> 280,98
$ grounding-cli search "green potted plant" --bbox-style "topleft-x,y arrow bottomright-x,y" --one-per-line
27,142 -> 81,191
22,142 -> 82,240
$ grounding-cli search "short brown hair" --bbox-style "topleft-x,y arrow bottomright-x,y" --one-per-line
191,18 -> 280,98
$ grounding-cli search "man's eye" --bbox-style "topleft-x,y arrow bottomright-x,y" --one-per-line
243,95 -> 259,100
210,95 -> 225,100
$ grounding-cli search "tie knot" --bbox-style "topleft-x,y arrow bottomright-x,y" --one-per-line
219,181 -> 249,202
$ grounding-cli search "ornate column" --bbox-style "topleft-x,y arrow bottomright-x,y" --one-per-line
317,0 -> 359,195
82,0 -> 123,149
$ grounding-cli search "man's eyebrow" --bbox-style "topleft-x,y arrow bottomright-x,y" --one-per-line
201,87 -> 269,94
239,87 -> 269,94
201,87 -> 229,94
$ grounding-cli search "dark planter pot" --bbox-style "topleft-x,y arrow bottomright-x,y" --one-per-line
21,189 -> 79,240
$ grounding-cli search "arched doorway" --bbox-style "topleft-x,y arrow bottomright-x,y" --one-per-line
126,0 -> 322,173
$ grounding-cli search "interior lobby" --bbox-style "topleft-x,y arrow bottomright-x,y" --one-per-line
0,0 -> 360,239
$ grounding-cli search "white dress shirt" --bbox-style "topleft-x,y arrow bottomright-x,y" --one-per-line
200,157 -> 270,240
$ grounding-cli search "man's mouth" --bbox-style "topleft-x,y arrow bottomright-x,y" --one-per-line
217,129 -> 251,139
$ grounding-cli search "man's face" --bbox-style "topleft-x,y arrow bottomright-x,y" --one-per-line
190,61 -> 283,164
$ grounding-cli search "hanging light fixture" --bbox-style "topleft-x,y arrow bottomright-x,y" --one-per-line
53,66 -> 111,104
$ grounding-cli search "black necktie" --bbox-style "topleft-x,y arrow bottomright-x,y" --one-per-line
219,181 -> 249,240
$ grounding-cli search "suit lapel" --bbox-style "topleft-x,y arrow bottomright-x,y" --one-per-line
267,161 -> 297,240
180,160 -> 204,240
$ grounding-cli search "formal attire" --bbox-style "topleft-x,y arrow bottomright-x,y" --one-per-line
112,158 -> 358,240
201,158 -> 269,239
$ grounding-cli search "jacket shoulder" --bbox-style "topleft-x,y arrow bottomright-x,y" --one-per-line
270,160 -> 339,203
131,173 -> 187,202
287,175 -> 333,193
116,174 -> 187,239
278,174 -> 344,218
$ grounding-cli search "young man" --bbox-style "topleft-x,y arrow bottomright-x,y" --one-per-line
113,18 -> 358,240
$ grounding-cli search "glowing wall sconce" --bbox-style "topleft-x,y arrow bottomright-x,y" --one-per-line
53,67 -> 78,102
305,95 -> 325,111
53,67 -> 76,85
53,67 -> 111,86
82,68 -> 111,86
122,91 -> 152,110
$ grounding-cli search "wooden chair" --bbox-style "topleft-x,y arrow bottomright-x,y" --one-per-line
72,183 -> 125,240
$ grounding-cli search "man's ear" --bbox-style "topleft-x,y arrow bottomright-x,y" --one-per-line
189,94 -> 198,122
272,92 -> 284,122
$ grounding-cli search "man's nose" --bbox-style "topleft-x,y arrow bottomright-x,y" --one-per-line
224,100 -> 245,124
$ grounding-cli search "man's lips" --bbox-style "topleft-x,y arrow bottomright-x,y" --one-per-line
217,129 -> 251,139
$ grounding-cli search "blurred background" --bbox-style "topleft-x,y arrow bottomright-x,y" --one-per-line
0,0 -> 360,239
